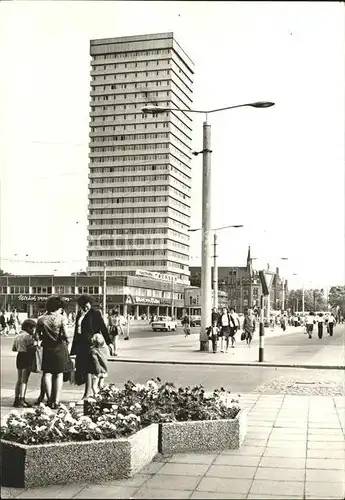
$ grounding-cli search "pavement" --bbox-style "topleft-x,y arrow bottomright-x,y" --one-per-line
99,324 -> 345,369
1,392 -> 344,499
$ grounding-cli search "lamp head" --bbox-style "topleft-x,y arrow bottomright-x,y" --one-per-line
249,101 -> 275,108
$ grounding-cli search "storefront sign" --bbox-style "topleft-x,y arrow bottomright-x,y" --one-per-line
134,296 -> 160,305
18,295 -> 72,302
135,269 -> 183,284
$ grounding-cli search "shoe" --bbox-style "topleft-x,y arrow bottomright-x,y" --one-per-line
34,398 -> 44,406
22,400 -> 32,408
232,345 -> 235,348
13,399 -> 20,408
225,350 -> 228,353
220,350 -> 224,353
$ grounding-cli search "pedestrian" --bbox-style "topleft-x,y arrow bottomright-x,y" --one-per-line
211,307 -> 220,325
8,309 -> 20,334
12,319 -> 37,407
243,309 -> 256,347
305,312 -> 316,338
229,307 -> 240,348
70,295 -> 113,404
0,310 -> 8,336
280,315 -> 287,331
35,297 -> 72,409
207,319 -> 220,353
108,309 -> 119,356
218,307 -> 236,353
89,333 -> 109,397
327,313 -> 336,336
317,313 -> 324,339
181,314 -> 191,336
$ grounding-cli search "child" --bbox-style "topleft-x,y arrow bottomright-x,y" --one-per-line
12,319 -> 37,407
89,333 -> 109,397
208,320 -> 220,353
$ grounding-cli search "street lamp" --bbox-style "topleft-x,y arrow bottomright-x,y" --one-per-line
188,225 -> 244,309
144,101 -> 274,351
292,273 -> 305,315
279,257 -> 288,311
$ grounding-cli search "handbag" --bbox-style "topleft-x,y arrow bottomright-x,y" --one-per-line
29,346 -> 42,373
240,331 -> 246,341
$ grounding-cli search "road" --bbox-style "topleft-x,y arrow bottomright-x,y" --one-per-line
1,323 -> 344,396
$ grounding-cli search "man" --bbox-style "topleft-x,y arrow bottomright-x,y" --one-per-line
217,307 -> 237,353
305,311 -> 316,339
243,308 -> 256,347
327,313 -> 336,336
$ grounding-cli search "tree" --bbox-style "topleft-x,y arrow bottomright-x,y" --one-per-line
286,288 -> 327,312
328,286 -> 345,316
0,269 -> 12,276
71,271 -> 88,276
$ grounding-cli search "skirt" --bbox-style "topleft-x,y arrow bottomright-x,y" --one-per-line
16,352 -> 32,370
220,325 -> 230,338
41,343 -> 66,374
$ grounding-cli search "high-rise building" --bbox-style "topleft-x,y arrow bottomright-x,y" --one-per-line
87,33 -> 194,283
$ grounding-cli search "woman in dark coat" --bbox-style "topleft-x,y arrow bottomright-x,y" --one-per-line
70,295 -> 113,402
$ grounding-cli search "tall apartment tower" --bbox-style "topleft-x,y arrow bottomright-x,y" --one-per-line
87,33 -> 194,284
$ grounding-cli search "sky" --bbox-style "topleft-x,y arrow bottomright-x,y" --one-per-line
0,1 -> 344,289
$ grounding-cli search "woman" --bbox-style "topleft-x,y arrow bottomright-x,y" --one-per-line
108,309 -> 119,356
70,295 -> 113,403
217,307 -> 236,353
243,309 -> 256,347
36,296 -> 70,409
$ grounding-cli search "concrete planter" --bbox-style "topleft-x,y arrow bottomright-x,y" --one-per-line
1,423 -> 158,488
158,409 -> 247,454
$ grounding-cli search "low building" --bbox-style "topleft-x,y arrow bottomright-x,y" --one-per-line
0,272 -> 186,319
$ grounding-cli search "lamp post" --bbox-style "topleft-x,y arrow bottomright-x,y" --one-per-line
280,257 -> 288,311
292,273 -> 305,315
189,224 -> 244,310
144,101 -> 274,351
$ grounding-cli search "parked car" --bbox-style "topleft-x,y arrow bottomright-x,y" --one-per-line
151,316 -> 177,332
189,315 -> 201,327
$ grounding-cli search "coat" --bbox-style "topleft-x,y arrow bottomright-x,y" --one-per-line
70,308 -> 111,357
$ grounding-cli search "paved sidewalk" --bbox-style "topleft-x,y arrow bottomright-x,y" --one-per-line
1,393 -> 344,499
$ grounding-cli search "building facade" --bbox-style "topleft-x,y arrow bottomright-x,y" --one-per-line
184,287 -> 229,316
88,33 -> 194,284
189,247 -> 288,315
0,274 -> 186,319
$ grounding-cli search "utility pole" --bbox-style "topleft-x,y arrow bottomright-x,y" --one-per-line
302,284 -> 305,315
102,262 -> 107,318
259,295 -> 265,362
200,119 -> 212,351
171,278 -> 175,318
212,232 -> 218,309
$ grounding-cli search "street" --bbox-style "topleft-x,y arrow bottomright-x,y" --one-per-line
1,323 -> 344,395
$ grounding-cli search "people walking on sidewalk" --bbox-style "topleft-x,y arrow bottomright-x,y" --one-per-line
243,309 -> 256,347
229,307 -> 240,348
8,309 -> 20,335
70,295 -> 113,404
317,313 -> 324,339
280,314 -> 287,331
207,319 -> 220,353
306,311 -> 316,338
327,313 -> 336,336
12,319 -> 37,408
218,307 -> 237,353
108,309 -> 120,355
0,310 -> 8,336
181,314 -> 191,336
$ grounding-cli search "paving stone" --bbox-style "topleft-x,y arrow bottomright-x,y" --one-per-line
307,449 -> 345,459
96,474 -> 150,488
214,454 -> 261,467
263,447 -> 306,458
14,484 -> 88,499
205,465 -> 256,479
221,446 -> 265,456
143,474 -> 201,491
271,427 -> 307,434
73,485 -> 138,498
306,469 -> 345,482
248,421 -> 274,427
250,480 -> 304,496
243,438 -> 268,447
196,477 -> 252,494
157,463 -> 209,476
306,458 -> 345,470
307,434 -> 344,442
305,481 -> 345,498
190,493 -> 246,499
266,440 -> 306,450
307,441 -> 345,450
166,453 -> 217,465
268,433 -> 307,441
254,467 -> 305,482
247,495 -> 303,499
259,457 -> 306,469
140,461 -> 165,475
133,487 -> 193,499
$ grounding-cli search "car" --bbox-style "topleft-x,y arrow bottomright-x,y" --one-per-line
151,316 -> 177,332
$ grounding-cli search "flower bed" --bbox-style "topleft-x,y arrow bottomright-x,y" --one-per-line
85,379 -> 246,453
0,403 -> 158,487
